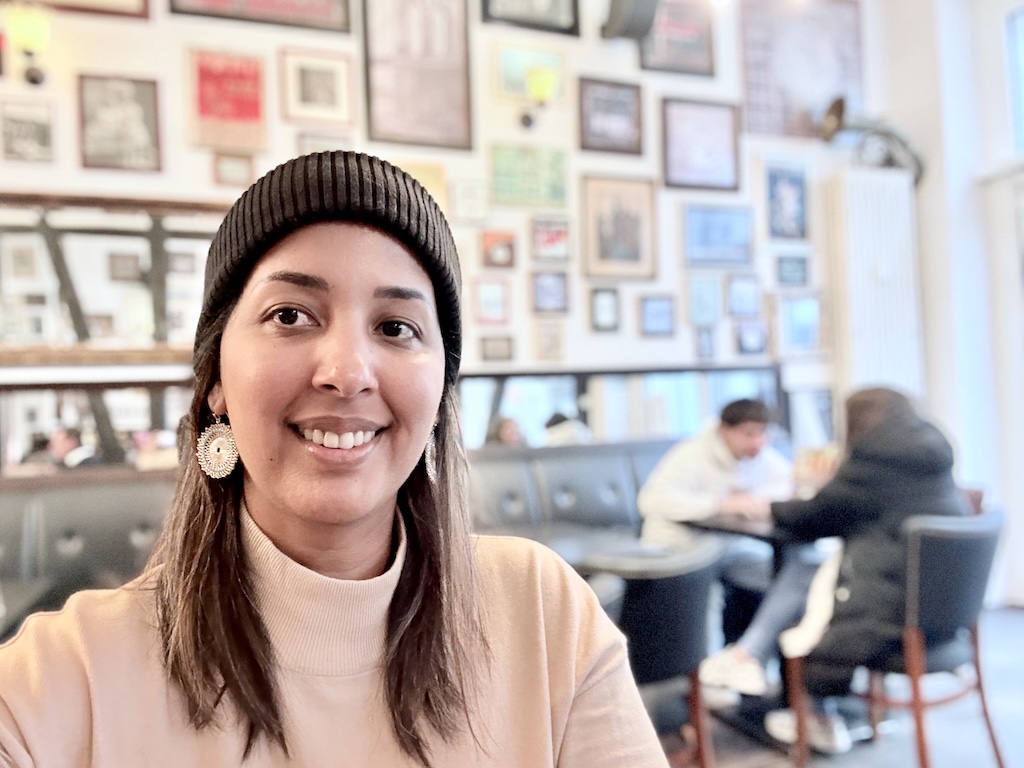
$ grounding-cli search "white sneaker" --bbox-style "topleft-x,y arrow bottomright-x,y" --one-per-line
699,645 -> 768,696
764,708 -> 853,755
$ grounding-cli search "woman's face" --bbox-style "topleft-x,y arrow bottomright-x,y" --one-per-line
208,222 -> 445,545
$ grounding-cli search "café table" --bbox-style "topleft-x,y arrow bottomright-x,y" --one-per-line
681,514 -> 876,751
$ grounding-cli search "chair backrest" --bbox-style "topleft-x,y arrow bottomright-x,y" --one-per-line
625,438 -> 677,490
530,444 -> 641,530
903,508 -> 1004,639
617,540 -> 721,685
0,499 -> 35,581
466,446 -> 543,529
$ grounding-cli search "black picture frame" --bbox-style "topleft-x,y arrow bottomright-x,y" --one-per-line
482,0 -> 579,36
590,287 -> 620,332
579,77 -> 642,155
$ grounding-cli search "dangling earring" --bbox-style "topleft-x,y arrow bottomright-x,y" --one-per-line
423,431 -> 438,485
197,415 -> 239,479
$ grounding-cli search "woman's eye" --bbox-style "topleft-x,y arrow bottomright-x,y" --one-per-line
273,307 -> 310,326
381,320 -> 416,339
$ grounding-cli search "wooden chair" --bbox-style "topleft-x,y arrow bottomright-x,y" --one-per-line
785,508 -> 1006,768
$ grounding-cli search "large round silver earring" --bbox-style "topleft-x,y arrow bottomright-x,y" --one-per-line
197,415 -> 239,479
423,431 -> 438,485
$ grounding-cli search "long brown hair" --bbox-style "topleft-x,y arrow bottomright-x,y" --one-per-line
146,295 -> 488,765
843,386 -> 915,449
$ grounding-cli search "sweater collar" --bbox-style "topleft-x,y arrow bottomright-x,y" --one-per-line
241,506 -> 406,676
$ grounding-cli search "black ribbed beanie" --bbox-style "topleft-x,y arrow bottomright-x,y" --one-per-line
199,151 -> 462,384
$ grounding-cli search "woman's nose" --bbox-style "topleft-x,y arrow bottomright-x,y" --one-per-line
311,333 -> 377,396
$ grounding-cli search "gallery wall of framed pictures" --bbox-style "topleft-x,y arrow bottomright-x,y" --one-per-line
0,0 -> 851,380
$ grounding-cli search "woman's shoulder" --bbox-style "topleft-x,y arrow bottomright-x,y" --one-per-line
471,534 -> 598,610
0,577 -> 160,677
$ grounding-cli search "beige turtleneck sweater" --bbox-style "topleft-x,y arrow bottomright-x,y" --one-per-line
0,512 -> 668,767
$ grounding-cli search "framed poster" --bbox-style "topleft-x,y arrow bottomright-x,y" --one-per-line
79,75 -> 160,171
741,0 -> 863,137
2,100 -> 53,162
532,216 -> 569,261
582,176 -> 656,279
579,78 -> 642,155
490,145 -> 566,207
280,49 -> 353,127
727,275 -> 761,317
687,273 -> 722,326
640,0 -> 714,75
590,288 -> 620,332
639,294 -> 675,337
531,271 -> 568,314
191,50 -> 265,152
767,166 -> 808,239
736,321 -> 768,355
494,45 -> 565,103
534,319 -> 564,361
364,0 -> 470,148
483,0 -> 579,35
695,326 -> 715,361
171,0 -> 347,31
481,231 -> 516,268
663,99 -> 739,190
44,0 -> 147,17
777,254 -> 810,287
684,205 -> 753,267
480,335 -> 514,362
212,153 -> 253,186
776,294 -> 822,355
474,278 -> 510,325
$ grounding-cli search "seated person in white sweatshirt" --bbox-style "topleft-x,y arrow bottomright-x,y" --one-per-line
638,399 -> 795,647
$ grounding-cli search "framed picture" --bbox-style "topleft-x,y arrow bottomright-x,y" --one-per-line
190,50 -> 265,152
777,254 -> 810,287
212,153 -> 253,187
532,216 -> 569,260
167,251 -> 196,274
297,132 -> 347,154
531,271 -> 568,314
579,78 -> 642,154
10,246 -> 38,278
688,274 -> 722,326
79,75 -> 160,171
741,0 -> 863,137
582,176 -> 656,279
450,179 -> 489,222
767,166 -> 808,239
44,0 -> 147,17
736,321 -> 768,355
639,295 -> 675,337
108,252 -> 142,281
534,319 -> 565,361
480,335 -> 514,362
280,49 -> 353,127
171,0 -> 347,31
727,275 -> 761,317
684,205 -> 753,267
776,294 -> 822,355
640,0 -> 714,75
481,231 -> 516,268
2,100 -> 53,162
483,0 -> 578,35
364,0 -> 470,148
494,45 -> 565,103
474,278 -> 510,325
590,288 -> 620,332
491,145 -> 567,207
663,99 -> 739,190
695,326 -> 715,361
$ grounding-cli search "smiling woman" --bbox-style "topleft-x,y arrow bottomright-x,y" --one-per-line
0,152 -> 670,768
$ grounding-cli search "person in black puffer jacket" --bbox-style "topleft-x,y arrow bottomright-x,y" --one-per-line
765,387 -> 970,751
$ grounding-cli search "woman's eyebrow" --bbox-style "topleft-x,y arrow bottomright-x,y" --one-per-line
374,286 -> 429,303
261,270 -> 329,291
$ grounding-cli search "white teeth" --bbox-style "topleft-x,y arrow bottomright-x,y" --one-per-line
302,428 -> 374,450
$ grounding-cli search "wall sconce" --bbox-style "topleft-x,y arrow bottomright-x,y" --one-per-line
521,65 -> 559,128
2,1 -> 53,85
